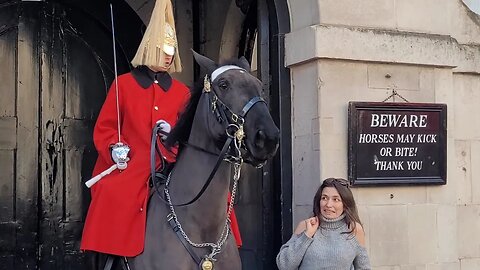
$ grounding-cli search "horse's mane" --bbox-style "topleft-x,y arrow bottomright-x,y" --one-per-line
165,58 -> 248,149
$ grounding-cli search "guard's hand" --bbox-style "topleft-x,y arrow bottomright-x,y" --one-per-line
156,119 -> 171,140
111,143 -> 130,170
304,217 -> 319,238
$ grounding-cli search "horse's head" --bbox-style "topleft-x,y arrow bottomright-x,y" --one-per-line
191,51 -> 279,166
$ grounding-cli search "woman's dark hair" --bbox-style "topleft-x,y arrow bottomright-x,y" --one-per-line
312,178 -> 362,235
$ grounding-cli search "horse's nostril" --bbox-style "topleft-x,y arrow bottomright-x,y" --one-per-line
255,130 -> 266,148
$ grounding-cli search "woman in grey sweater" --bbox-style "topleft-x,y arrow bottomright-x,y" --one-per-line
276,178 -> 371,270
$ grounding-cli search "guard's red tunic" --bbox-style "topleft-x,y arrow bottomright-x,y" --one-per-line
81,71 -> 242,257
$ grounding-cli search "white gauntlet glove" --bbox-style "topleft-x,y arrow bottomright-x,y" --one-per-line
156,120 -> 171,140
111,142 -> 130,170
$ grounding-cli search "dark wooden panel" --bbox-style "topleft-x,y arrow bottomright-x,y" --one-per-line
0,24 -> 16,117
0,3 -> 20,269
62,0 -> 143,65
0,151 -> 15,268
0,1 -> 142,269
0,255 -> 14,270
63,119 -> 96,223
266,0 -> 293,253
65,148 -> 86,222
0,222 -> 16,255
0,117 -> 16,150
36,1 -> 140,267
64,22 -> 110,120
0,150 -> 14,222
0,1 -> 17,25
236,165 -> 263,269
63,119 -> 94,149
63,221 -> 88,270
38,4 -> 66,269
36,1 -> 141,268
15,2 -> 40,269
237,203 -> 262,263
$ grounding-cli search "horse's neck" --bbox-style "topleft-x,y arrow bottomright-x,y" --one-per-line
167,94 -> 231,232
186,92 -> 223,151
168,150 -> 231,237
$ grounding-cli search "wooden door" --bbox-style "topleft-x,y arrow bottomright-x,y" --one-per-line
0,1 -> 141,269
0,2 -> 39,269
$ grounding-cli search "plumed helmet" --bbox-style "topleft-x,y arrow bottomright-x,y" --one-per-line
131,0 -> 182,73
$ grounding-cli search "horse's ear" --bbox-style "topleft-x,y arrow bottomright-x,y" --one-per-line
191,49 -> 217,74
238,56 -> 251,72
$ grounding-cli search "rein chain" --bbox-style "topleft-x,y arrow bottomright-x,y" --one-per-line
165,156 -> 242,260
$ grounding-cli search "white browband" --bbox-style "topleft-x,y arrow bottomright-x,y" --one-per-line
211,65 -> 246,82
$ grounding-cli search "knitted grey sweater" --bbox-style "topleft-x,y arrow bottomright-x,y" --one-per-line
276,214 -> 371,270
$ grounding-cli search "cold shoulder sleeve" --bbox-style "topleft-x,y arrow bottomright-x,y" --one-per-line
276,232 -> 314,270
353,246 -> 371,270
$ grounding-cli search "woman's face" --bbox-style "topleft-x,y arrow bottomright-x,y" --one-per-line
320,187 -> 344,219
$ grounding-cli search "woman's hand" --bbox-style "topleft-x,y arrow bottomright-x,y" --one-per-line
293,216 -> 319,238
304,217 -> 319,238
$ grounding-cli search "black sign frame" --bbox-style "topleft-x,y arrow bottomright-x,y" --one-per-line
348,102 -> 447,186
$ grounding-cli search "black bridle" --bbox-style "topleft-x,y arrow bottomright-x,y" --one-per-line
150,73 -> 266,207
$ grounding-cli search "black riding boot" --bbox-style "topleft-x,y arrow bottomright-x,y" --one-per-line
86,252 -> 130,270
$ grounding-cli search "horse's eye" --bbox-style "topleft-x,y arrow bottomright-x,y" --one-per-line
218,81 -> 229,90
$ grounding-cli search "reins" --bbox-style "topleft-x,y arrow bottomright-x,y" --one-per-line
150,124 -> 235,207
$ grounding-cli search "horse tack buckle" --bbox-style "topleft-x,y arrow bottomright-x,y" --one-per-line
200,258 -> 214,270
203,75 -> 211,92
234,126 -> 245,142
231,113 -> 239,123
211,95 -> 218,111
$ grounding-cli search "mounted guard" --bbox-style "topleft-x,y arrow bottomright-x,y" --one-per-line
81,0 -> 191,268
81,1 -> 244,269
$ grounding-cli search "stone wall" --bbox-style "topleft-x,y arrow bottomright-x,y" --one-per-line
286,0 -> 480,269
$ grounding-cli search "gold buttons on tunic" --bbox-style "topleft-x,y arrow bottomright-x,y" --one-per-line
154,106 -> 159,111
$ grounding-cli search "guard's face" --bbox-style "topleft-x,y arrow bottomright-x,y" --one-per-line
320,187 -> 344,219
150,52 -> 174,72
162,54 -> 173,68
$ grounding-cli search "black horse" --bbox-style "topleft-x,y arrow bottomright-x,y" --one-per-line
129,51 -> 279,269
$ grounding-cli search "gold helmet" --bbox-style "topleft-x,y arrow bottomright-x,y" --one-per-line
131,0 -> 182,73
162,22 -> 176,56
